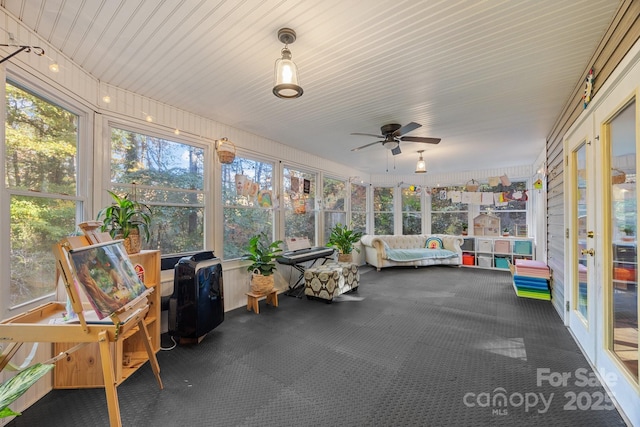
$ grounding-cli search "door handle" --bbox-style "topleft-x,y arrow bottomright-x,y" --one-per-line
581,248 -> 595,256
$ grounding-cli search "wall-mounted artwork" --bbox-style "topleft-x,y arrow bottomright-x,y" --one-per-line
69,240 -> 147,319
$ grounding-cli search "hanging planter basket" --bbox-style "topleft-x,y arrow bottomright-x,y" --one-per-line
216,138 -> 236,164
465,179 -> 479,192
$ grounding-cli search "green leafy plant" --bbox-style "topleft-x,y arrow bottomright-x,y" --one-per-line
622,224 -> 635,236
97,190 -> 152,240
327,223 -> 363,254
503,227 -> 510,234
243,232 -> 283,276
0,363 -> 54,419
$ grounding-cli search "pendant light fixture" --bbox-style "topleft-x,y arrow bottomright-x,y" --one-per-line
415,150 -> 427,173
273,28 -> 303,99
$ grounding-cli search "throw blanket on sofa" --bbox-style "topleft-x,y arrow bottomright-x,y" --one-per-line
385,248 -> 458,262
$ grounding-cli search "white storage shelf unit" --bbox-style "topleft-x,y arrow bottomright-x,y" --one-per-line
461,236 -> 535,270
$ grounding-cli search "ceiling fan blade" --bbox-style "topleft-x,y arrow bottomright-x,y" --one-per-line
351,141 -> 383,151
393,121 -> 421,137
350,132 -> 385,138
391,146 -> 401,156
400,136 -> 441,144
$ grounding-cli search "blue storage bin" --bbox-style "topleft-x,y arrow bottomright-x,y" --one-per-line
495,257 -> 510,269
514,240 -> 532,255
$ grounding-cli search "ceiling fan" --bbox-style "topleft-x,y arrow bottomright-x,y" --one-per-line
350,122 -> 440,155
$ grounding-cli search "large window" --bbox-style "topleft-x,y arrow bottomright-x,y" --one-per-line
283,167 -> 317,245
323,176 -> 346,243
109,127 -> 204,255
5,82 -> 81,307
222,156 -> 275,259
351,182 -> 367,235
431,186 -> 468,234
402,187 -> 421,234
373,187 -> 394,235
479,180 -> 528,236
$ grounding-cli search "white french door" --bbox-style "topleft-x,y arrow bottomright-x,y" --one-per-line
565,117 -> 597,361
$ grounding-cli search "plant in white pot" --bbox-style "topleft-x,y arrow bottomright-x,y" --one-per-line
97,190 -> 151,254
327,223 -> 363,263
243,232 -> 283,294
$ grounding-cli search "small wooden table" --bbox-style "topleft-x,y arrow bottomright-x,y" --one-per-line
246,290 -> 278,314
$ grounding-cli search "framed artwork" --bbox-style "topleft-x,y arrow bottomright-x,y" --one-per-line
68,240 -> 147,319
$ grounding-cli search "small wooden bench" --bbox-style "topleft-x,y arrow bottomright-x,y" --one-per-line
246,289 -> 278,314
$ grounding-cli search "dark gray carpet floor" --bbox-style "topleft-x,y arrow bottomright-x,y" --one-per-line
8,266 -> 628,426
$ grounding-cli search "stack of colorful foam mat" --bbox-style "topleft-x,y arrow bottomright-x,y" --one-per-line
509,259 -> 551,300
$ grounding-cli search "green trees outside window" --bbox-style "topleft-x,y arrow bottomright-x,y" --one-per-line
110,127 -> 205,255
373,187 -> 394,235
5,82 -> 80,306
222,157 -> 274,259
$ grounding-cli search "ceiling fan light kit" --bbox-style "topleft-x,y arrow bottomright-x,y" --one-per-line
415,150 -> 426,173
273,28 -> 303,99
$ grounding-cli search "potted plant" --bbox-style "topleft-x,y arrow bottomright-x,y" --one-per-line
503,227 -> 510,237
97,190 -> 152,254
621,224 -> 635,241
327,223 -> 363,263
243,232 -> 283,294
461,223 -> 468,236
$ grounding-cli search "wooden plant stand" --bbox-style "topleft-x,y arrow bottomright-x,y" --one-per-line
0,231 -> 163,427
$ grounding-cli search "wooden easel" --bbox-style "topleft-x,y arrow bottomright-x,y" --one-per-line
0,228 -> 163,427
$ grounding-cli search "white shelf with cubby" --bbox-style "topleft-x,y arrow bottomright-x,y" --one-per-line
460,236 -> 535,270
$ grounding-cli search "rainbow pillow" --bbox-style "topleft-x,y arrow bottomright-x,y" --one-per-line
425,237 -> 444,249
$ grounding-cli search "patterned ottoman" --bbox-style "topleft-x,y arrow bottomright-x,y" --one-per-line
304,262 -> 359,302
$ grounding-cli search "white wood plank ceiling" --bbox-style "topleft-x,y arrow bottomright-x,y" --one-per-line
0,0 -> 621,175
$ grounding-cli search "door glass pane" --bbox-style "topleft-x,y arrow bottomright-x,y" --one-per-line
609,100 -> 638,380
575,144 -> 588,319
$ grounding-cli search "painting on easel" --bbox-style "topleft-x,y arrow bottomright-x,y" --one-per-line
68,240 -> 146,319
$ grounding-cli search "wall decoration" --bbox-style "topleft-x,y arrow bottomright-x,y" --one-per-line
583,67 -> 594,109
290,177 -> 300,193
258,190 -> 272,208
499,174 -> 511,186
235,174 -> 251,196
303,179 -> 310,194
533,178 -> 543,190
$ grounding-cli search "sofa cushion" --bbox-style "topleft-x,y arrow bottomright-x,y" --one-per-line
425,236 -> 443,249
385,248 -> 458,262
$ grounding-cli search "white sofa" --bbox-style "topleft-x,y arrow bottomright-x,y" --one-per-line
360,234 -> 463,271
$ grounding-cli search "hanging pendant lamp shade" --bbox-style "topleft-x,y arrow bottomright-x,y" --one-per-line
415,150 -> 426,173
273,28 -> 303,99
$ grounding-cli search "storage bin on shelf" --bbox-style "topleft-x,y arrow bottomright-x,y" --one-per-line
477,239 -> 493,253
495,257 -> 510,269
494,239 -> 511,254
514,240 -> 533,255
462,253 -> 475,266
478,255 -> 492,268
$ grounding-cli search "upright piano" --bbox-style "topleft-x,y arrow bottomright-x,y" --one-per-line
277,246 -> 335,297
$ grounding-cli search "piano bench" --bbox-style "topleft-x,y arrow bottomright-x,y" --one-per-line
304,262 -> 359,302
246,290 -> 278,314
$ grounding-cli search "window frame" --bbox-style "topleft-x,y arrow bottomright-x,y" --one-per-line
281,165 -> 319,247
102,119 -> 210,260
220,153 -> 277,260
322,175 -> 347,244
1,71 -> 93,316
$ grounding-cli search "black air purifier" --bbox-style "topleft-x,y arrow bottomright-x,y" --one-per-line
168,251 -> 224,343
